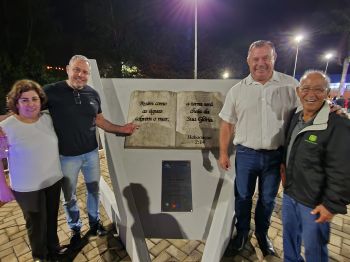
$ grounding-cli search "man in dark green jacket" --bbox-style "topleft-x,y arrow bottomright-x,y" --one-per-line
281,70 -> 350,262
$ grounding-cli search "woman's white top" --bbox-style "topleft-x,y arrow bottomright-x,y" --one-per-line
0,113 -> 63,192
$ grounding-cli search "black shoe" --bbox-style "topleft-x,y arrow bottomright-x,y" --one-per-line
224,232 -> 249,257
48,245 -> 68,261
231,232 -> 249,251
48,245 -> 68,258
255,233 -> 275,257
50,246 -> 68,255
89,221 -> 108,236
69,229 -> 82,250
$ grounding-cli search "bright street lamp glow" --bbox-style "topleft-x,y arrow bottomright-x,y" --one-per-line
294,35 -> 304,43
222,71 -> 229,79
324,53 -> 333,60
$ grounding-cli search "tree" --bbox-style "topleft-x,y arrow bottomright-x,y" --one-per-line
81,0 -> 147,77
0,0 -> 64,113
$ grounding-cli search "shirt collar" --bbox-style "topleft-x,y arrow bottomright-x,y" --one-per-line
296,101 -> 330,124
313,101 -> 330,125
298,111 -> 315,125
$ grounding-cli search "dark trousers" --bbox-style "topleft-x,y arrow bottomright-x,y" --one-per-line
13,179 -> 62,259
234,145 -> 281,236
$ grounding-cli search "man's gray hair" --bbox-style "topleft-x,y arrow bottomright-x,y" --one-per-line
300,70 -> 331,91
247,40 -> 277,59
68,55 -> 91,68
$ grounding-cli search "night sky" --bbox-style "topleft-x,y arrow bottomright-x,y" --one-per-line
2,0 -> 350,79
186,0 -> 350,76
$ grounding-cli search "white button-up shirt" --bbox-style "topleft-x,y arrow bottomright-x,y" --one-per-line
219,71 -> 299,150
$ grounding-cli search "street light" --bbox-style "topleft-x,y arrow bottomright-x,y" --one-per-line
222,71 -> 230,79
293,34 -> 304,78
194,0 -> 198,79
324,52 -> 334,74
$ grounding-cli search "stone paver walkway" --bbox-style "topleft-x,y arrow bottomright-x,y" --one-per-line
0,153 -> 350,261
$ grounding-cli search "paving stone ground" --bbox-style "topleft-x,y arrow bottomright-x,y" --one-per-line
0,153 -> 350,261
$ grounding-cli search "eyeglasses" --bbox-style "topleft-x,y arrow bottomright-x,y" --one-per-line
299,87 -> 327,95
73,90 -> 81,105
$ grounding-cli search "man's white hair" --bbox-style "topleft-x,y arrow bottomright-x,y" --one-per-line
300,70 -> 331,91
68,55 -> 91,69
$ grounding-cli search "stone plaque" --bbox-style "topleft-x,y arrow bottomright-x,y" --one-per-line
161,160 -> 192,212
175,91 -> 223,148
125,91 -> 177,148
125,90 -> 223,148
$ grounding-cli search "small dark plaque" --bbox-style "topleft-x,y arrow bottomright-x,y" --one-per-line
161,160 -> 192,212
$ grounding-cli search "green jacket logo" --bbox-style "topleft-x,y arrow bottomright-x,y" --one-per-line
305,134 -> 318,144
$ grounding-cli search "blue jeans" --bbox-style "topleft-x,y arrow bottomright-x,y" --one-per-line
60,148 -> 101,231
282,194 -> 329,262
234,145 -> 281,235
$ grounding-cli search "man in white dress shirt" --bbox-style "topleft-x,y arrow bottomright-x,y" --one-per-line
219,40 -> 298,257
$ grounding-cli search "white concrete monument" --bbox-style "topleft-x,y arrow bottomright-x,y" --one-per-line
88,59 -> 239,262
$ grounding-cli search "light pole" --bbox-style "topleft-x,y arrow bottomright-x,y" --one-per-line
293,35 -> 303,78
324,53 -> 333,74
194,0 -> 198,79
